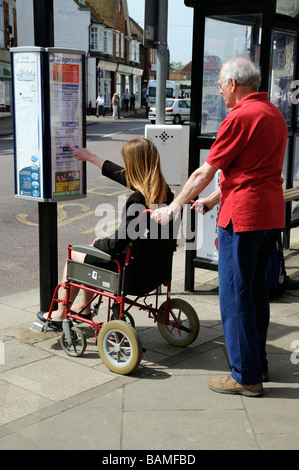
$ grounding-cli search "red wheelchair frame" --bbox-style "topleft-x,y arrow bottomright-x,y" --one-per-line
42,210 -> 200,375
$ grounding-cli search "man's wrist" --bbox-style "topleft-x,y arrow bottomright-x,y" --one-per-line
166,206 -> 173,218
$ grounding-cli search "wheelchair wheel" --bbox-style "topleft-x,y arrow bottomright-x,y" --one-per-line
97,320 -> 142,374
60,326 -> 87,357
157,298 -> 199,347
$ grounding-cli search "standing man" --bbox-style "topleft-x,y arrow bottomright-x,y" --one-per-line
96,92 -> 105,117
122,89 -> 130,112
152,57 -> 288,397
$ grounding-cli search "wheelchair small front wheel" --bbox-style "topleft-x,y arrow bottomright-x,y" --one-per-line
97,320 -> 142,374
157,298 -> 199,347
60,326 -> 87,357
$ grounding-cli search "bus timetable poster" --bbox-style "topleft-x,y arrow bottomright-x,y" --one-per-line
12,49 -> 44,200
48,50 -> 85,199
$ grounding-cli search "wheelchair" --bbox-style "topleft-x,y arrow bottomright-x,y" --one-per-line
41,210 -> 200,375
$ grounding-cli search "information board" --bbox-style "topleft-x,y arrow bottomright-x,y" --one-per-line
12,48 -> 44,199
48,49 -> 85,199
11,47 -> 86,202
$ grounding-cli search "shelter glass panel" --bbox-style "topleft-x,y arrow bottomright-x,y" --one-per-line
202,15 -> 262,134
292,135 -> 299,190
270,31 -> 297,127
276,0 -> 299,18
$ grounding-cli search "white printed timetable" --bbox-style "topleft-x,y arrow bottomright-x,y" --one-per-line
48,51 -> 84,199
12,47 -> 86,202
13,49 -> 44,199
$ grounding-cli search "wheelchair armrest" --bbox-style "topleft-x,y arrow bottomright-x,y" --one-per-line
72,244 -> 112,261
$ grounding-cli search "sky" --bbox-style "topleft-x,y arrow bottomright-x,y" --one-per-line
126,0 -> 194,65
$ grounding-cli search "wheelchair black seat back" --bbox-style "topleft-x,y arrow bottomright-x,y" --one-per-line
121,212 -> 175,296
41,209 -> 199,375
67,210 -> 176,297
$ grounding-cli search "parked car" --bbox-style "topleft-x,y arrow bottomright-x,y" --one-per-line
148,98 -> 191,124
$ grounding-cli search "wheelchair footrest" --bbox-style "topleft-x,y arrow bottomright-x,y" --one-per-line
32,321 -> 59,333
32,321 -> 45,332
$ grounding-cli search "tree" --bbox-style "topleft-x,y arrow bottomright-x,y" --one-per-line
169,61 -> 184,72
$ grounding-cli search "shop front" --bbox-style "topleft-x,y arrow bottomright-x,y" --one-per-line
117,63 -> 143,109
96,59 -> 118,112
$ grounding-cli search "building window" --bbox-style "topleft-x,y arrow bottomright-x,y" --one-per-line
9,5 -> 14,37
115,31 -> 120,57
121,33 -> 124,59
129,39 -> 134,61
90,26 -> 99,51
0,0 -> 4,49
103,29 -> 113,55
0,80 -> 4,106
129,39 -> 140,62
136,42 -> 140,63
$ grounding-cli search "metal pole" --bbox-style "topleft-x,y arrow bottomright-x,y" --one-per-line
33,0 -> 58,311
156,0 -> 168,125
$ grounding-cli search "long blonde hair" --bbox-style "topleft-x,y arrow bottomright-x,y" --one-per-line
121,137 -> 167,207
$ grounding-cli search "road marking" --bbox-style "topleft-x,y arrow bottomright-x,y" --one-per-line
16,204 -> 95,228
129,126 -> 144,131
100,131 -> 122,138
16,199 -> 125,231
82,217 -> 120,234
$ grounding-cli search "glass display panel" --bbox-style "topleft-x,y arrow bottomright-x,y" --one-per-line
282,139 -> 290,190
276,0 -> 299,18
201,15 -> 262,134
292,134 -> 299,180
270,31 -> 297,126
292,137 -> 299,220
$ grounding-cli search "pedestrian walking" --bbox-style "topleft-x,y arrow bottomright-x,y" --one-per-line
122,89 -> 130,112
130,92 -> 135,111
111,93 -> 120,119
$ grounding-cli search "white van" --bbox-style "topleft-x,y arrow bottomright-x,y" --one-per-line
146,80 -> 180,110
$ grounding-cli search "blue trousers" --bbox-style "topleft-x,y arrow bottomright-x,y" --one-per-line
218,221 -> 280,385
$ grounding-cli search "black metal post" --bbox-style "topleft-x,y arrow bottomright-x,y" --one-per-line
33,0 -> 58,311
33,0 -> 54,47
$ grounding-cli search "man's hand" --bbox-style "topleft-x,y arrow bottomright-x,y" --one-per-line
151,206 -> 173,225
191,199 -> 210,214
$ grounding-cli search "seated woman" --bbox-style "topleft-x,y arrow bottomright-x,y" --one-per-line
37,137 -> 174,328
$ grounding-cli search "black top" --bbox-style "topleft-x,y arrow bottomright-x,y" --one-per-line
93,160 -> 174,256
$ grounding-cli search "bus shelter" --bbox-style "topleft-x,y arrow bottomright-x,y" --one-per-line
184,0 -> 299,291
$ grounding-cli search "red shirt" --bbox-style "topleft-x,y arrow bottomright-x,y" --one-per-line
206,92 -> 287,231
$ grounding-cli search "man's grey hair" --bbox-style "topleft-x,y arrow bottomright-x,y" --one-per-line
221,56 -> 261,90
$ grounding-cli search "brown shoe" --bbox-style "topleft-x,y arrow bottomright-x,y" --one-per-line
262,372 -> 270,382
208,376 -> 263,397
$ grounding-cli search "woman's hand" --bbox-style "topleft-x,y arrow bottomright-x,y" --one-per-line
68,144 -> 94,162
68,145 -> 105,169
